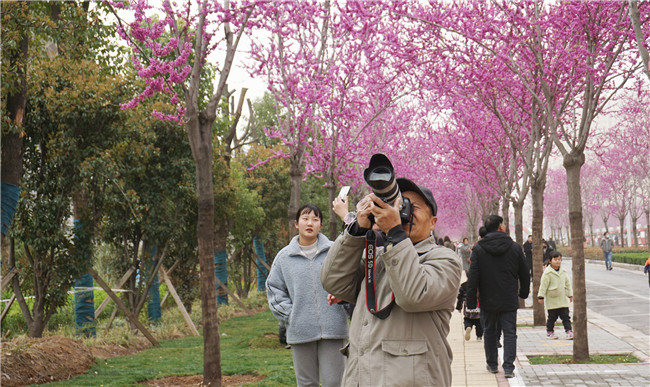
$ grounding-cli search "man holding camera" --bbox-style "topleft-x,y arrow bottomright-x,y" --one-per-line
321,177 -> 462,386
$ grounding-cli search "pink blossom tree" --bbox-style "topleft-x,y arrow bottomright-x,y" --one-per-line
249,1 -> 420,238
395,0 -> 647,359
629,0 -> 650,81
108,0 -> 270,384
544,168 -> 569,245
618,82 -> 650,248
580,158 -> 607,246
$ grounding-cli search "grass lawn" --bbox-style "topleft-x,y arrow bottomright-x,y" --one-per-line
527,354 -> 642,365
43,310 -> 296,386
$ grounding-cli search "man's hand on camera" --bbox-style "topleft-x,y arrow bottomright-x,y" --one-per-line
355,195 -> 373,229
369,193 -> 401,233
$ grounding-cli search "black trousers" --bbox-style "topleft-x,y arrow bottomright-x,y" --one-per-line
481,310 -> 517,373
546,307 -> 572,332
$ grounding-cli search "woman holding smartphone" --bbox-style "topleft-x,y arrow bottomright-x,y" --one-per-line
266,204 -> 349,387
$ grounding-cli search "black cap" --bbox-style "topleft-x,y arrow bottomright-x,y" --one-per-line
397,178 -> 437,216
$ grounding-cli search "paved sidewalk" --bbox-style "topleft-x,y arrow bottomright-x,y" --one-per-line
513,309 -> 650,386
451,267 -> 650,387
449,308 -> 500,386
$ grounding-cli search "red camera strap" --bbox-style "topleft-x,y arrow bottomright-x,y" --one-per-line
365,230 -> 395,319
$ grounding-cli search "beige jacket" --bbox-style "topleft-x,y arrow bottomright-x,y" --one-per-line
537,264 -> 573,310
321,231 -> 462,386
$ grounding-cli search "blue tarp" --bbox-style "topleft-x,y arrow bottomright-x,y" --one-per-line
1,182 -> 21,236
214,250 -> 228,305
146,244 -> 161,322
73,219 -> 96,337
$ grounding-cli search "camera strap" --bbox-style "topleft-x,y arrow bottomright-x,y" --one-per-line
365,230 -> 395,320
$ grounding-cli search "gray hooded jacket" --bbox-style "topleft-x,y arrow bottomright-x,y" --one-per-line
266,233 -> 349,345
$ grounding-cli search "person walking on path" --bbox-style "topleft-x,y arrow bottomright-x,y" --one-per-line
459,237 -> 472,276
547,237 -> 557,251
444,235 -> 456,252
457,281 -> 483,341
266,204 -> 349,387
466,215 -> 530,379
523,234 -> 533,279
537,251 -> 574,340
321,178 -> 462,386
644,256 -> 650,287
600,232 -> 614,271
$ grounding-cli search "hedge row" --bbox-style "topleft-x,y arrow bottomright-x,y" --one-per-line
557,246 -> 649,266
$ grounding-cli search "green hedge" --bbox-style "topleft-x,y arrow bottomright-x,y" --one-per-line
612,253 -> 648,265
558,246 -> 649,266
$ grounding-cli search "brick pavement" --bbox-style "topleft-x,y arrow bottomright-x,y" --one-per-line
452,268 -> 650,387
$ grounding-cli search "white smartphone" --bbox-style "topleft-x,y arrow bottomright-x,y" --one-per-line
338,186 -> 351,199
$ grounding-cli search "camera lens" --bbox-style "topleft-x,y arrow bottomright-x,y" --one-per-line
367,168 -> 400,204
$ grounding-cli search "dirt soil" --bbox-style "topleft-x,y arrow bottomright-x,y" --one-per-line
1,335 -> 152,386
141,374 -> 266,386
1,335 -> 96,386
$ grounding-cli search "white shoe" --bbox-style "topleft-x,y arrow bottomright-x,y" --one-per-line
464,327 -> 472,341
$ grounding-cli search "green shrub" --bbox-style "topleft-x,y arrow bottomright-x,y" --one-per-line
613,252 -> 648,265
558,246 -> 648,265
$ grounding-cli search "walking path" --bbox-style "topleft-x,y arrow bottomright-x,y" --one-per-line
450,267 -> 650,387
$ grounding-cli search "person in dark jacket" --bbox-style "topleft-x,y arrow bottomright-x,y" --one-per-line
466,215 -> 530,379
456,281 -> 482,341
547,237 -> 557,251
523,234 -> 533,280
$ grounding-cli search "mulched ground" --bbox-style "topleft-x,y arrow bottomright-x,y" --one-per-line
141,374 -> 266,386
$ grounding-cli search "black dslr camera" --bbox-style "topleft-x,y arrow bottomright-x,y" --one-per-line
363,154 -> 413,224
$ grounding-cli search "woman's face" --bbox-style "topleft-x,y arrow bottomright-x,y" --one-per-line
295,210 -> 322,245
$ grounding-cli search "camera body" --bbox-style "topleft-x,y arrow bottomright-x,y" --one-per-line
363,154 -> 413,224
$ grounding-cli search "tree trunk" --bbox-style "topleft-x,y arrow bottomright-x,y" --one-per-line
288,160 -> 302,241
488,198 -> 500,218
513,201 -> 524,245
563,152 -> 589,363
190,118 -> 221,386
513,200 -> 526,308
28,318 -> 47,338
1,30 -> 28,244
29,277 -> 48,337
9,239 -> 35,333
253,236 -> 268,292
561,229 -> 566,246
629,0 -> 650,82
589,220 -> 595,247
618,216 -> 625,248
631,215 -> 639,247
328,184 -> 338,240
646,210 -> 650,253
501,197 -> 510,235
530,179 -> 546,326
602,215 -> 609,234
